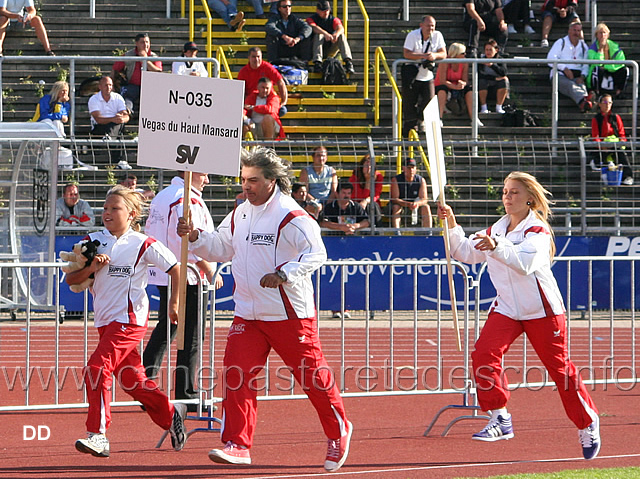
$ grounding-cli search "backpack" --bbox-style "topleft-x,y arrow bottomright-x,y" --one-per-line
502,108 -> 539,127
274,65 -> 309,85
322,57 -> 348,85
445,90 -> 466,116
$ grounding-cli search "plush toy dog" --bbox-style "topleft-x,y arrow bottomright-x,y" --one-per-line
59,239 -> 101,293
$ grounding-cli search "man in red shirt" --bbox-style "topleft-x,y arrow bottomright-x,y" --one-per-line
243,77 -> 284,140
237,46 -> 288,116
111,33 -> 163,114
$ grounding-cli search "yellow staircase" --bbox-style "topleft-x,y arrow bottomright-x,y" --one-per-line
189,0 -> 375,138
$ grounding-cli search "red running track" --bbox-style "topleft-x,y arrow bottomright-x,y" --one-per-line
0,320 -> 639,477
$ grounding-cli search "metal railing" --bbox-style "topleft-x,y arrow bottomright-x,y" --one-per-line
3,254 -> 638,440
374,47 -> 402,142
0,55 -> 220,138
188,0 -> 370,97
381,56 -> 639,143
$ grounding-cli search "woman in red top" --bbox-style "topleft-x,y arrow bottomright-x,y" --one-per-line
435,42 -> 482,127
591,94 -> 633,185
349,154 -> 383,225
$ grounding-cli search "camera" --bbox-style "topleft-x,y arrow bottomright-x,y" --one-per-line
421,60 -> 437,73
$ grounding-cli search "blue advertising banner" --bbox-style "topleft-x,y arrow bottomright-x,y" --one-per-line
51,234 -> 640,312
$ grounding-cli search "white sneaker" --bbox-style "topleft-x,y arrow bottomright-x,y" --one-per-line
479,105 -> 489,114
117,160 -> 132,170
541,39 -> 549,48
579,417 -> 601,460
507,24 -> 517,34
474,118 -> 484,127
75,432 -> 110,457
623,177 -> 634,185
495,105 -> 506,114
524,24 -> 536,34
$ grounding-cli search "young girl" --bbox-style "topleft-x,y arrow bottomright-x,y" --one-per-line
438,172 -> 601,460
67,185 -> 186,457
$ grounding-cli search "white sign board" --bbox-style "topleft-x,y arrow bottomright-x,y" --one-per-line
137,71 -> 244,176
423,97 -> 446,204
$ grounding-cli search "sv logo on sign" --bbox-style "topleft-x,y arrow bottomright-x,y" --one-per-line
176,144 -> 200,164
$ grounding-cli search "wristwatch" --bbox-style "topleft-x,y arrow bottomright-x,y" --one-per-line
276,270 -> 287,282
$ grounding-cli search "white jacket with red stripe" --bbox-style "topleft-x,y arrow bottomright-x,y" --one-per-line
449,210 -> 565,320
191,186 -> 326,321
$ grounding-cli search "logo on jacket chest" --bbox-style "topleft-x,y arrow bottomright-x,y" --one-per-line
250,232 -> 275,246
108,265 -> 133,277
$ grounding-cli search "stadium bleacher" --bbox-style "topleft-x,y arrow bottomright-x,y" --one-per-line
0,0 -> 638,231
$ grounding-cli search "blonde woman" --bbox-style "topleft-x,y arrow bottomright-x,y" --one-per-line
586,23 -> 629,98
434,42 -> 483,127
67,186 -> 187,458
36,81 -> 69,137
438,172 -> 601,460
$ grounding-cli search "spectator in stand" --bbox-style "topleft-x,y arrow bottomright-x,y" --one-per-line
390,159 -> 432,229
435,42 -> 483,127
116,173 -> 155,200
292,182 -> 321,219
206,0 -> 248,31
237,47 -> 288,116
401,15 -> 447,136
349,154 -> 383,226
590,94 -> 633,185
172,41 -> 209,77
503,0 -> 535,35
111,33 -> 162,114
478,38 -> 509,114
321,181 -> 369,235
56,183 -> 95,228
265,0 -> 312,64
243,77 -> 285,140
306,0 -> 354,74
0,0 -> 54,56
298,146 -> 337,203
88,76 -> 130,139
547,20 -> 592,112
462,0 -> 508,58
35,81 -> 69,137
586,23 -> 629,99
540,0 -> 579,48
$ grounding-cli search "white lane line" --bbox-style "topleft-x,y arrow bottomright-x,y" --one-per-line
236,453 -> 640,479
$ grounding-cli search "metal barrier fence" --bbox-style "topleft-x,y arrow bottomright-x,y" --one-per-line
1,256 -> 639,437
0,55 -> 221,136
387,57 -> 639,143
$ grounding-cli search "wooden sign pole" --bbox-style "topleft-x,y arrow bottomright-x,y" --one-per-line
176,171 -> 192,350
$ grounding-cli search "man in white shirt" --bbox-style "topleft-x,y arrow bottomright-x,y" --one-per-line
401,15 -> 446,136
172,41 -> 209,77
547,20 -> 592,112
87,76 -> 130,138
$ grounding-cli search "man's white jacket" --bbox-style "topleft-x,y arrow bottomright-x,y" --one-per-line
191,186 -> 326,321
448,210 -> 566,320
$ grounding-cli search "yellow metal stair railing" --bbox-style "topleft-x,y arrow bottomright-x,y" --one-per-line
374,46 -> 402,163
407,128 -> 430,177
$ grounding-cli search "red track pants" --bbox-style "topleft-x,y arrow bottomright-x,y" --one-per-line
220,317 -> 349,448
472,312 -> 598,430
84,321 -> 175,434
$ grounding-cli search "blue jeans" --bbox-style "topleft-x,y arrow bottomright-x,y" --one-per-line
208,0 -> 238,26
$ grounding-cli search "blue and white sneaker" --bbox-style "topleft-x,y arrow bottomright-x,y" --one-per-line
472,414 -> 514,441
579,417 -> 601,460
